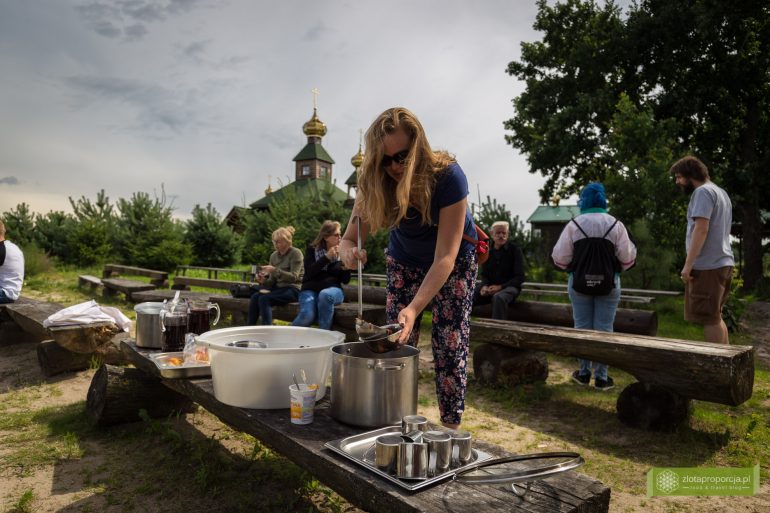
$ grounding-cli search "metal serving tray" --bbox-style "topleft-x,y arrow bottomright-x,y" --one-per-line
325,425 -> 492,491
150,352 -> 211,379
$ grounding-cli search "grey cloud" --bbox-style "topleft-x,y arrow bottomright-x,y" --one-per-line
303,22 -> 327,42
64,75 -> 205,135
182,40 -> 209,62
179,40 -> 250,70
0,177 -> 20,185
76,0 -> 211,41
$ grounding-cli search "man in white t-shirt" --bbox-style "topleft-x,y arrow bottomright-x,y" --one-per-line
670,156 -> 734,344
0,220 -> 25,304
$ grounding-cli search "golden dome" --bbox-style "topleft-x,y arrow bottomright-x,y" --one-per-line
350,144 -> 364,168
265,184 -> 273,196
303,108 -> 327,137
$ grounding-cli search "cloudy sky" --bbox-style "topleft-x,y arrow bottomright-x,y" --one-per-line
0,0 -> 554,225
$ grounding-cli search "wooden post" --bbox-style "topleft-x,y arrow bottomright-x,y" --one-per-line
473,343 -> 549,387
616,382 -> 691,431
86,364 -> 196,426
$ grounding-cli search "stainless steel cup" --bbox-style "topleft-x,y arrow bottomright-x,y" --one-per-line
401,414 -> 428,434
397,442 -> 428,480
374,434 -> 402,474
451,430 -> 473,465
423,431 -> 452,477
400,430 -> 424,443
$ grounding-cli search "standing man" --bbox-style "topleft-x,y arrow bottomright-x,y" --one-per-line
670,155 -> 734,344
0,220 -> 25,304
473,221 -> 525,320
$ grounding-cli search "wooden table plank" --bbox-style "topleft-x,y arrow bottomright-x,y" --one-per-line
121,341 -> 610,513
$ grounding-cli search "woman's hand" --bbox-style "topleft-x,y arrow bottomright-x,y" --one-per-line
340,245 -> 367,270
261,265 -> 275,274
326,244 -> 339,260
396,305 -> 418,345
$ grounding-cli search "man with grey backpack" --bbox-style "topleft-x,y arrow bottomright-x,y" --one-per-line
552,183 -> 637,390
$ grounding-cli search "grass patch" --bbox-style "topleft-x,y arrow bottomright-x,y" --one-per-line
4,489 -> 35,513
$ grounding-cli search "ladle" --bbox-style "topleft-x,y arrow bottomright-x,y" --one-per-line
352,216 -> 404,352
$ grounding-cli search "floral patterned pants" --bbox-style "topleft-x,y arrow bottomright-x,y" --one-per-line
386,249 -> 477,425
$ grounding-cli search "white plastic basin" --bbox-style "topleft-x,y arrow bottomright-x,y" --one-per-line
195,326 -> 345,409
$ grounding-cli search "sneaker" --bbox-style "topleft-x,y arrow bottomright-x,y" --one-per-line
571,370 -> 590,385
594,377 -> 615,391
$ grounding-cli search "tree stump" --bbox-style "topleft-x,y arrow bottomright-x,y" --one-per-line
86,364 -> 197,427
47,322 -> 121,354
473,343 -> 549,387
616,382 -> 691,432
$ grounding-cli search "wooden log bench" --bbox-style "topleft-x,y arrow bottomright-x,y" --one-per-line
131,289 -> 213,303
175,264 -> 251,281
0,297 -> 128,376
101,278 -> 157,301
103,263 -> 169,288
172,275 -> 251,291
115,340 -> 611,513
78,274 -> 103,290
522,281 -> 682,298
519,288 -> 656,306
470,318 -> 755,431
350,284 -> 658,336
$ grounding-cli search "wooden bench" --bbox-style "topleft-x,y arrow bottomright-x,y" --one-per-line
131,289 -> 213,303
520,288 -> 656,306
0,297 -> 128,376
175,265 -> 251,281
101,278 -> 157,301
470,318 -> 754,430
360,273 -> 388,287
172,276 -> 251,290
522,281 -> 682,298
103,264 -> 169,288
115,340 -> 611,513
78,274 -> 103,290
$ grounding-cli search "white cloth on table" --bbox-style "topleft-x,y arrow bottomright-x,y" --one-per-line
43,300 -> 131,332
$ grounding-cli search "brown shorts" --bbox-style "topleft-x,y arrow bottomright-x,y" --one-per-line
684,266 -> 733,325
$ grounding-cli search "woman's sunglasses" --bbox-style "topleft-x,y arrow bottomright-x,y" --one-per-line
380,149 -> 409,169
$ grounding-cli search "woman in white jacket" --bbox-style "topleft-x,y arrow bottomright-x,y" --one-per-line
552,182 -> 637,390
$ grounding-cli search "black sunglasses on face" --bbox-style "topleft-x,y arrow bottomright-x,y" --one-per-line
380,149 -> 409,169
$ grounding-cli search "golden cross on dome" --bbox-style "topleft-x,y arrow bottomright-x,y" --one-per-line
311,88 -> 320,110
358,128 -> 363,147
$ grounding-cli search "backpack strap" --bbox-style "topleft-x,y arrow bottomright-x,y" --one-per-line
571,218 -> 589,238
602,218 -> 619,238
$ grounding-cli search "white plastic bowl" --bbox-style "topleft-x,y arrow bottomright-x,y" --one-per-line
195,326 -> 345,409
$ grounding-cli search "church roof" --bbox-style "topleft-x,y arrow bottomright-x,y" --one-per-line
527,205 -> 581,224
249,178 -> 348,210
293,142 -> 335,164
345,169 -> 358,186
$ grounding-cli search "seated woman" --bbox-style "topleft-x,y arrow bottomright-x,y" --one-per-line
292,220 -> 351,330
248,226 -> 304,326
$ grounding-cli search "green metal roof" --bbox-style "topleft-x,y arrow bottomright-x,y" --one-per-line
292,142 -> 335,164
344,169 -> 358,186
250,178 -> 348,210
527,205 -> 581,224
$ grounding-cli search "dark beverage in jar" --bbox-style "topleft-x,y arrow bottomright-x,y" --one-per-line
188,308 -> 210,335
161,316 -> 187,352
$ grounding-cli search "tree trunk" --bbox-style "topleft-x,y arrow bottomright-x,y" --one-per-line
37,340 -> 94,377
473,343 -> 548,387
47,322 -> 121,354
86,364 -> 196,427
616,382 -> 691,432
739,203 -> 764,290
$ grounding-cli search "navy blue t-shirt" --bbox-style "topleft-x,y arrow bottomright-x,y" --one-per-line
387,162 -> 476,268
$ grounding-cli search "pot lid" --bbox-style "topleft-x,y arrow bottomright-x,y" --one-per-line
134,302 -> 164,314
453,452 -> 584,495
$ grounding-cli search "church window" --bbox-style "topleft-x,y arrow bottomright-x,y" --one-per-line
320,166 -> 329,178
302,165 -> 311,176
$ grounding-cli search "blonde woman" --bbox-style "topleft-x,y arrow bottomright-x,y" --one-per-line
292,221 -> 351,330
248,226 -> 304,325
340,107 -> 479,429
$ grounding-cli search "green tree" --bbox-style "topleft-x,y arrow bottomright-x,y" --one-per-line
2,203 -> 35,246
184,204 -> 241,267
506,0 -> 770,289
33,211 -> 74,261
115,190 -> 191,272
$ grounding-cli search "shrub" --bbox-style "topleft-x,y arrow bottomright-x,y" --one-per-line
21,244 -> 53,276
184,204 -> 241,267
2,203 -> 35,247
33,211 -> 74,261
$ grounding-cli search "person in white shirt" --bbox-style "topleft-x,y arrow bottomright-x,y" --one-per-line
0,220 -> 25,304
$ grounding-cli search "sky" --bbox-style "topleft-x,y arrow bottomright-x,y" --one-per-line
0,0 -> 554,226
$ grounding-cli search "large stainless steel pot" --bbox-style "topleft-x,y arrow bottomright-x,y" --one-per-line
330,342 -> 418,427
134,302 -> 164,348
